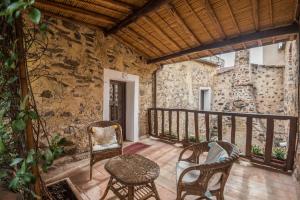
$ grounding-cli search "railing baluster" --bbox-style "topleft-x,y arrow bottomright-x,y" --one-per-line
194,112 -> 199,142
231,116 -> 236,144
217,114 -> 222,140
264,117 -> 274,164
148,109 -> 152,136
177,111 -> 180,140
286,117 -> 298,171
205,113 -> 209,141
161,110 -> 164,137
154,109 -> 158,136
169,110 -> 172,137
185,111 -> 189,141
245,117 -> 253,157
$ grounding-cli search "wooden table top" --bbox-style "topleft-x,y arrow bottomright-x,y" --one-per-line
105,154 -> 160,185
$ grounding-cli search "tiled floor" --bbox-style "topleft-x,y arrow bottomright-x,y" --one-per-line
66,138 -> 299,200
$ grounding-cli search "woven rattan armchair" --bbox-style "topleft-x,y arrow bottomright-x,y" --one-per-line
87,121 -> 123,180
176,141 -> 239,200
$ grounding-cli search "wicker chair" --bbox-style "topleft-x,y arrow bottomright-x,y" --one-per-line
176,141 -> 239,200
87,121 -> 123,180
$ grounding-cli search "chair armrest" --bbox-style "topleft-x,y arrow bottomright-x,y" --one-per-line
114,124 -> 123,146
178,143 -> 208,163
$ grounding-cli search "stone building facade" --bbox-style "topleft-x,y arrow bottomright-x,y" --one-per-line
157,42 -> 298,149
28,16 -> 157,152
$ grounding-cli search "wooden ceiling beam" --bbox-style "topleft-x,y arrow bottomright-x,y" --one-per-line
87,0 -> 132,13
153,12 -> 190,48
105,0 -> 171,35
167,3 -> 201,44
269,0 -> 273,25
122,28 -> 161,56
148,23 -> 298,64
224,0 -> 240,33
251,0 -> 259,31
44,0 -> 124,17
118,30 -> 157,57
183,0 -> 214,41
142,16 -> 181,50
35,1 -> 116,26
204,0 -> 226,39
127,25 -> 165,54
294,0 -> 299,21
112,34 -> 150,58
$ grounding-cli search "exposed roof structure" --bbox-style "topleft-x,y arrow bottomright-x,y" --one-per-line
35,0 -> 299,64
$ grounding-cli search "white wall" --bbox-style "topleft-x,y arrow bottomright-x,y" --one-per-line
250,46 -> 263,65
218,52 -> 235,67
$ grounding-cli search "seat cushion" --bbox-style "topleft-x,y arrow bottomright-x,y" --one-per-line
92,143 -> 120,152
204,142 -> 229,189
204,142 -> 228,164
92,126 -> 117,145
176,161 -> 200,183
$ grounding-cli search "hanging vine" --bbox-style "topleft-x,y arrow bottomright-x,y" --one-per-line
0,0 -> 65,199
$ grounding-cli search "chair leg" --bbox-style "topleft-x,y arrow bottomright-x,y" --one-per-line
216,191 -> 224,200
89,162 -> 93,181
176,187 -> 182,200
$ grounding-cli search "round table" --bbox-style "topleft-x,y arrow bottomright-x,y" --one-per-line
101,154 -> 160,200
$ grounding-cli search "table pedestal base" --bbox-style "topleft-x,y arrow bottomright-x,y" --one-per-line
101,177 -> 160,200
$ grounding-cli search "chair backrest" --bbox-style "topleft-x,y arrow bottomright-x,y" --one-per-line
87,121 -> 123,145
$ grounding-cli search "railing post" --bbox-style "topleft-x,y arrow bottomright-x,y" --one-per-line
194,112 -> 199,142
177,111 -> 180,140
217,114 -> 222,140
148,109 -> 152,135
169,110 -> 172,136
264,117 -> 274,164
205,113 -> 210,141
245,117 -> 253,157
231,116 -> 236,144
286,117 -> 298,171
185,111 -> 189,141
154,109 -> 158,136
161,110 -> 165,137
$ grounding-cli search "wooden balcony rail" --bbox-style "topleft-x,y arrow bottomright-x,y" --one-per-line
147,108 -> 298,172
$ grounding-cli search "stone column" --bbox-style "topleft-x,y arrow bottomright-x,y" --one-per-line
232,50 -> 256,113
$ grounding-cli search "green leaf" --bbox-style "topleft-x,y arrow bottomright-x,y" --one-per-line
9,177 -> 20,191
0,170 -> 8,179
28,110 -> 38,120
26,150 -> 35,165
10,158 -> 23,166
0,138 -> 6,154
20,95 -> 29,110
12,118 -> 26,132
39,23 -> 47,33
28,8 -> 41,24
20,161 -> 27,174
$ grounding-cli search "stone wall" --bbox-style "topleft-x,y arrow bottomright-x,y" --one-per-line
28,16 -> 157,152
156,61 -> 217,137
156,43 -> 298,150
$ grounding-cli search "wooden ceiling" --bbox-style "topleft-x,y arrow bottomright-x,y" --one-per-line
35,0 -> 299,64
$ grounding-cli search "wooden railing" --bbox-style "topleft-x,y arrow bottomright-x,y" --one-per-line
148,108 -> 298,172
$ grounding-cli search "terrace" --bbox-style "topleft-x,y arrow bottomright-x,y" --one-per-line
1,0 -> 300,200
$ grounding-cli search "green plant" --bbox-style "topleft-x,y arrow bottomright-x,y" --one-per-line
0,0 -> 64,198
251,145 -> 263,156
272,147 -> 286,160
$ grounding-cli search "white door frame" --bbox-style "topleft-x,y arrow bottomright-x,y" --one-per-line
199,87 -> 212,111
103,69 -> 139,142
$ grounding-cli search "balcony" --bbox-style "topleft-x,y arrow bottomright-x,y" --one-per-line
43,138 -> 300,200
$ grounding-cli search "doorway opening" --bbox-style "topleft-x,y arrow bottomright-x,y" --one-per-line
103,69 -> 139,142
199,87 -> 212,111
109,80 -> 126,140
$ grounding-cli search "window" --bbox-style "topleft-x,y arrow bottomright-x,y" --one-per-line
199,87 -> 211,111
